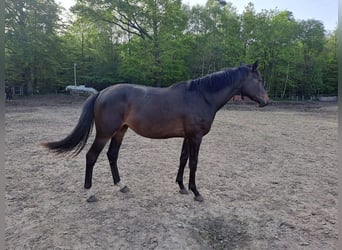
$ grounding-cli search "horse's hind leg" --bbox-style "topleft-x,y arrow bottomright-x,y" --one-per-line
176,138 -> 189,194
85,135 -> 109,202
107,125 -> 129,193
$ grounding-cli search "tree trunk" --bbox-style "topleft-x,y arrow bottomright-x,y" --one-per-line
152,3 -> 161,87
24,67 -> 33,95
281,62 -> 290,99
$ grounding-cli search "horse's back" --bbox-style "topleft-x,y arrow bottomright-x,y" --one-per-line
94,83 -> 185,137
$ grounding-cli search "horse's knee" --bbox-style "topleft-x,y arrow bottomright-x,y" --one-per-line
180,155 -> 188,166
189,159 -> 198,170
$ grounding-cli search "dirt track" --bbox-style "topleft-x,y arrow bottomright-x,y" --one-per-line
5,95 -> 338,249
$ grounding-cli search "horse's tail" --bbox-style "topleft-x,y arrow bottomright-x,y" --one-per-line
41,92 -> 100,156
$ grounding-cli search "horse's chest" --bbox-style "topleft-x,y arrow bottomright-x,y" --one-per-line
184,115 -> 214,135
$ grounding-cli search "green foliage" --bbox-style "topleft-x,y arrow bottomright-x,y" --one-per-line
321,31 -> 338,95
60,19 -> 122,89
5,0 -> 64,94
5,0 -> 338,98
186,1 -> 241,77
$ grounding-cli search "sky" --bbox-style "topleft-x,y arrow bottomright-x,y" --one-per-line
58,0 -> 338,31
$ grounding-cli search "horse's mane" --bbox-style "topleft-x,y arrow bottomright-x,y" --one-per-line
187,66 -> 249,93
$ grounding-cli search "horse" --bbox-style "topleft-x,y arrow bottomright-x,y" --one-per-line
42,61 -> 269,202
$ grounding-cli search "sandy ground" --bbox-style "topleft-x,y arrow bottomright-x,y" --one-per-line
5,95 -> 338,249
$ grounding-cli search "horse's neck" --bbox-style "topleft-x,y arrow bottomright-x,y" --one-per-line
210,78 -> 241,111
192,68 -> 244,111
214,89 -> 238,111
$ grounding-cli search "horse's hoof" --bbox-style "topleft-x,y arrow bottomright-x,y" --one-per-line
87,195 -> 98,203
194,195 -> 204,202
179,188 -> 189,195
120,186 -> 130,193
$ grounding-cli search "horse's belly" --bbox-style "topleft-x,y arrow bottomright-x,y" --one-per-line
125,116 -> 185,139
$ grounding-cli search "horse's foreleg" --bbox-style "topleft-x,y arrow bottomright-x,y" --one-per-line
188,136 -> 203,202
107,126 -> 129,193
176,138 -> 189,194
85,136 -> 108,202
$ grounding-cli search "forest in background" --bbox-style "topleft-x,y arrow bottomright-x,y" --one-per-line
5,0 -> 338,99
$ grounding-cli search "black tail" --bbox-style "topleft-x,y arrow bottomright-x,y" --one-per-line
42,93 -> 99,156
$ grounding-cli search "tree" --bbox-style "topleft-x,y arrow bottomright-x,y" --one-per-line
264,10 -> 302,98
6,0 -> 336,99
73,0 -> 189,86
298,19 -> 325,98
59,18 -> 122,89
5,0 -> 64,94
72,0 -> 152,39
321,30 -> 338,95
186,0 -> 241,77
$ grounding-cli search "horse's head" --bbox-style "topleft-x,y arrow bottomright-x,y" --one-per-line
240,61 -> 269,107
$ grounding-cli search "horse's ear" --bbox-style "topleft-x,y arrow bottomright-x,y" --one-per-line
252,60 -> 259,71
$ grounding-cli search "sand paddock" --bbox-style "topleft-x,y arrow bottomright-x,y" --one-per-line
5,95 -> 337,249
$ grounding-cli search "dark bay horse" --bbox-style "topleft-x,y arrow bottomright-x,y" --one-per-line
42,61 -> 269,202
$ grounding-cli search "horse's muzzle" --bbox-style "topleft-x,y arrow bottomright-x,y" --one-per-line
258,93 -> 269,107
258,100 -> 269,107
